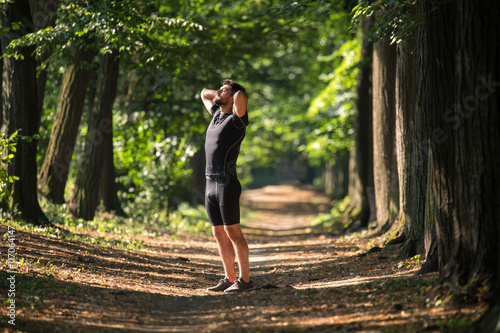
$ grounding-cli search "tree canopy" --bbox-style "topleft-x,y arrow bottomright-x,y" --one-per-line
2,0 -> 358,222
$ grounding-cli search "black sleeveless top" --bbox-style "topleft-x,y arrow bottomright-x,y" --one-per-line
205,105 -> 249,177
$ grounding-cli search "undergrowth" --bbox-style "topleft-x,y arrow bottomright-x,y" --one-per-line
1,193 -> 259,251
312,196 -> 358,232
0,196 -> 217,251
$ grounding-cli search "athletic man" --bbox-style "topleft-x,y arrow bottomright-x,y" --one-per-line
201,79 -> 253,292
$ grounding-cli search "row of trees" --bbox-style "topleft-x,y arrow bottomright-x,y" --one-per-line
1,0 -> 201,223
1,0 -> 350,223
333,0 -> 499,330
1,0 -> 498,329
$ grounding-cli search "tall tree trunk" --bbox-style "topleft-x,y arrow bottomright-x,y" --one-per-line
69,52 -> 120,220
31,0 -> 58,114
38,44 -> 94,203
394,40 -> 414,251
452,0 -> 500,290
424,0 -> 500,295
0,0 -> 48,225
325,150 -> 349,199
99,127 -> 126,217
395,39 -> 437,266
346,17 -> 373,229
189,150 -> 206,205
0,44 -> 3,126
431,0 -> 500,329
408,3 -> 438,272
421,159 -> 438,273
372,36 -> 398,233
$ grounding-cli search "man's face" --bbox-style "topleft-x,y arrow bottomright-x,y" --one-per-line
213,85 -> 233,106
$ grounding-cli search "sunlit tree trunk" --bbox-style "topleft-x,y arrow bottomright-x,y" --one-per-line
69,51 -> 120,220
394,40 -> 414,250
38,44 -> 94,203
346,18 -> 373,229
0,0 -> 48,225
395,34 -> 438,271
372,35 -> 398,233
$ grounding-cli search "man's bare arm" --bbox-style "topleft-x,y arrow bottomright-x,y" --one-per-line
232,90 -> 248,117
201,89 -> 216,115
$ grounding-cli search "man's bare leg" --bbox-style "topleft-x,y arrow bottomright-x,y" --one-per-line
212,225 -> 236,282
224,224 -> 250,283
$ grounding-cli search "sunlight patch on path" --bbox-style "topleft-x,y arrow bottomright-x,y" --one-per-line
294,270 -> 419,290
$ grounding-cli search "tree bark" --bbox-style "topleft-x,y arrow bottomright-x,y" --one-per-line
394,41 -> 413,252
424,0 -> 500,293
372,35 -> 398,233
31,0 -> 58,114
433,0 -> 500,329
407,3 -> 438,272
189,149 -> 206,205
325,150 -> 349,199
0,44 -> 2,126
346,17 -> 373,229
98,126 -> 127,217
69,52 -> 120,220
420,158 -> 438,273
38,44 -> 94,203
0,0 -> 48,225
395,39 -> 437,264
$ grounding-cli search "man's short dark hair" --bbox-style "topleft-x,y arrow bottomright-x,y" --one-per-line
223,79 -> 246,94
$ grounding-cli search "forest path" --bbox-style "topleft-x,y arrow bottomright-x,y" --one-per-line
1,186 -> 484,332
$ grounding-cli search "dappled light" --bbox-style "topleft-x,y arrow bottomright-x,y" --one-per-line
0,186 -> 487,332
0,0 -> 498,331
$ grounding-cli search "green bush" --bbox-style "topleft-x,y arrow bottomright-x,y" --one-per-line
0,131 -> 19,197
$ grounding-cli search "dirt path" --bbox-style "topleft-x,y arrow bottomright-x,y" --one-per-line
1,186 -> 486,332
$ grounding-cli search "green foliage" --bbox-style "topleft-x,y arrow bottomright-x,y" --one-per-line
397,254 -> 422,270
5,0 -> 204,70
112,110 -> 201,220
2,192 -> 213,250
312,196 -> 353,231
350,0 -> 423,44
168,203 -> 212,235
302,38 -> 360,165
0,131 -> 19,197
59,284 -> 79,296
440,316 -> 474,331
5,0 -> 359,230
239,3 -> 353,173
4,199 -> 150,250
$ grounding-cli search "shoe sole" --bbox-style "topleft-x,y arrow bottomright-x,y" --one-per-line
224,287 -> 254,293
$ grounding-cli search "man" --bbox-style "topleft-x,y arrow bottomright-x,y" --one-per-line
201,79 -> 253,292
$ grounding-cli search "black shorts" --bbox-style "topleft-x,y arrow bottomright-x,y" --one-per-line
205,175 -> 242,226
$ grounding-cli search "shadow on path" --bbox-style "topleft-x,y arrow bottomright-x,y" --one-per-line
1,185 -> 468,333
